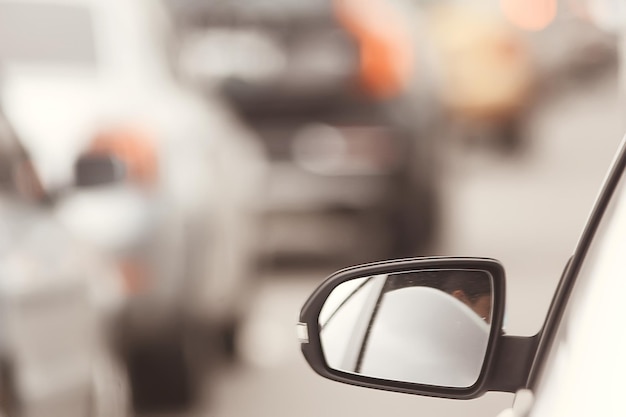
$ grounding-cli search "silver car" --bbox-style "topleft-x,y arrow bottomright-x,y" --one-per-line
0,113 -> 128,417
171,0 -> 441,263
0,0 -> 267,412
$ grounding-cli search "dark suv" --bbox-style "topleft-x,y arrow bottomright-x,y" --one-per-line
169,0 -> 441,262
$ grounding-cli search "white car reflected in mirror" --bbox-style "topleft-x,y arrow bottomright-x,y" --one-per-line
319,269 -> 493,387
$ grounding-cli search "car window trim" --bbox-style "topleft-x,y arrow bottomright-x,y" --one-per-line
527,134 -> 626,389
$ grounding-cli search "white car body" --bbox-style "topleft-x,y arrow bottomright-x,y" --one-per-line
0,199 -> 129,417
0,0 -> 267,327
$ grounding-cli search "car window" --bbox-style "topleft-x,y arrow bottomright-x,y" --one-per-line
530,150 -> 626,416
0,2 -> 95,65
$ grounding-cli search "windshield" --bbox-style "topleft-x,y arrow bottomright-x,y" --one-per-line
0,3 -> 96,66
530,144 -> 626,416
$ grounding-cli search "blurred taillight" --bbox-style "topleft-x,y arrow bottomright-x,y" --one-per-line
499,0 -> 558,31
333,0 -> 414,99
118,259 -> 148,295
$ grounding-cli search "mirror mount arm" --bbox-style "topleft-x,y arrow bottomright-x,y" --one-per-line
485,333 -> 540,393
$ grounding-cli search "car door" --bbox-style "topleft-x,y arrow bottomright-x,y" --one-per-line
519,135 -> 626,416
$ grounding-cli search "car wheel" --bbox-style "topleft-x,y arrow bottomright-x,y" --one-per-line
0,364 -> 19,417
125,338 -> 196,414
387,185 -> 440,258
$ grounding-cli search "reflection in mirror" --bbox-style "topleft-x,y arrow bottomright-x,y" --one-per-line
319,269 -> 493,388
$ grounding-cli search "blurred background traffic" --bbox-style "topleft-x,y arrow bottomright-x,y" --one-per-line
0,0 -> 623,416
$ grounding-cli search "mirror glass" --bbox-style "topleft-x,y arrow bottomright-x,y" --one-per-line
319,269 -> 493,388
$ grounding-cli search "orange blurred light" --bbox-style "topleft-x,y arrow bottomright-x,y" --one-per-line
334,0 -> 414,99
500,0 -> 558,31
89,126 -> 158,186
119,259 -> 148,295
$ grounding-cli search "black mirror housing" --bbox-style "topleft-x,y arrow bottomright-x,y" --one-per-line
298,257 -> 511,400
75,154 -> 126,187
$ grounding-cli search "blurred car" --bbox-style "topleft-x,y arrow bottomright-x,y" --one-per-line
0,111 -> 129,417
522,2 -> 618,88
0,0 -> 267,412
170,0 -> 441,262
297,133 -> 626,414
583,0 -> 626,33
419,1 -> 535,151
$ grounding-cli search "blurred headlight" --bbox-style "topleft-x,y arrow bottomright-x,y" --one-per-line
291,123 -> 401,176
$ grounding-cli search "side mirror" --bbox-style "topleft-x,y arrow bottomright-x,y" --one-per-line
75,154 -> 126,187
298,257 -> 509,399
